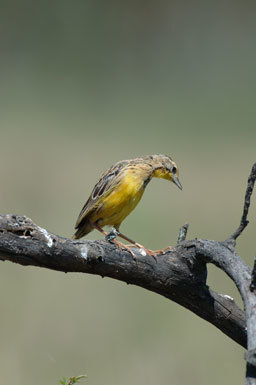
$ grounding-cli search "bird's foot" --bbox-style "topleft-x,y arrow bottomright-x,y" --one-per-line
105,229 -> 172,260
151,246 -> 173,255
113,240 -> 137,260
105,229 -> 137,259
133,244 -> 172,258
124,244 -> 159,262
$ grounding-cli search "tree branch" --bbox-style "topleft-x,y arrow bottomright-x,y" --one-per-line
229,162 -> 256,241
0,214 -> 247,348
250,257 -> 256,292
177,223 -> 189,243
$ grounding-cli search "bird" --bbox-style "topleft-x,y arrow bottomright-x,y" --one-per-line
73,154 -> 182,258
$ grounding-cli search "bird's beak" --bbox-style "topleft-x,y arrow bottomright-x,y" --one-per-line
173,175 -> 183,190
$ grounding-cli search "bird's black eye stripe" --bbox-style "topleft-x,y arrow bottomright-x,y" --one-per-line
172,166 -> 177,174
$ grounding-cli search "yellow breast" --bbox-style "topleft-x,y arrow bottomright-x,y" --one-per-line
93,169 -> 145,228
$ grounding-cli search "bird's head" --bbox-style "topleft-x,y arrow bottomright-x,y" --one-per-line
150,154 -> 182,190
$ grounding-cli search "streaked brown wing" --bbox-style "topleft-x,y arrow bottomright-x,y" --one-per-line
74,160 -> 129,228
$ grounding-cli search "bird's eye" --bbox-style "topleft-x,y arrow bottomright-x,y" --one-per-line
172,167 -> 177,174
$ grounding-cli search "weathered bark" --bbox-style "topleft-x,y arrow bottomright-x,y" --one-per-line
0,214 -> 247,348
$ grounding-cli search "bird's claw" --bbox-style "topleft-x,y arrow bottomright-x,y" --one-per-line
134,244 -> 172,259
110,240 -> 137,260
105,230 -> 171,261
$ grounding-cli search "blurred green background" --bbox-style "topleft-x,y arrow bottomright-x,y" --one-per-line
1,1 -> 256,384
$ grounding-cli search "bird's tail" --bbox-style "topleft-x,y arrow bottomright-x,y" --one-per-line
72,223 -> 92,240
72,231 -> 80,240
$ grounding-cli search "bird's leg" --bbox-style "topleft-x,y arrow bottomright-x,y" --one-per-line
116,230 -> 170,257
114,231 -> 144,249
93,224 -> 137,260
93,223 -> 108,237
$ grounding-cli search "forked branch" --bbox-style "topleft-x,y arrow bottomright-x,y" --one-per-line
229,162 -> 256,240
